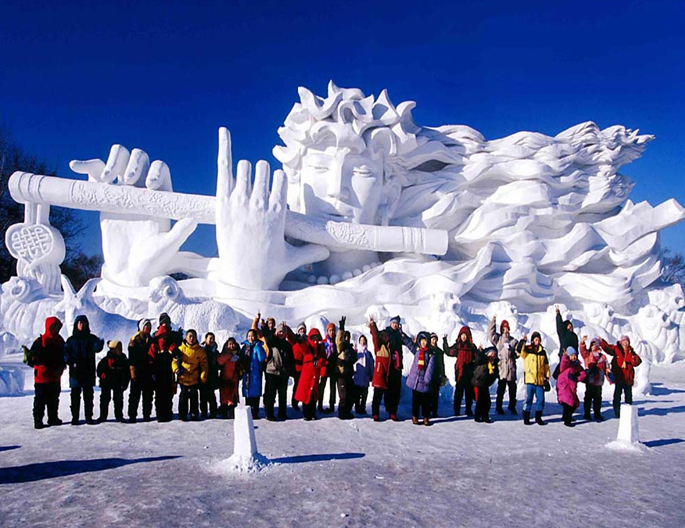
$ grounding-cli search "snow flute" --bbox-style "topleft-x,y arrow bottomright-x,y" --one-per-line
9,172 -> 449,255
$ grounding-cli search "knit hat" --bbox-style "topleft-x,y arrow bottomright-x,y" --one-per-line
390,315 -> 401,324
108,340 -> 122,350
326,322 -> 336,333
531,331 -> 541,342
566,346 -> 578,356
430,332 -> 438,340
297,322 -> 306,332
620,335 -> 630,344
500,320 -> 510,333
139,318 -> 151,332
159,312 -> 171,327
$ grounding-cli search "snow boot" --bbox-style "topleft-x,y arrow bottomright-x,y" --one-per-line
390,414 -> 400,422
535,411 -> 546,426
584,412 -> 592,421
496,405 -> 505,415
595,413 -> 604,422
523,410 -> 531,425
34,421 -> 45,430
373,414 -> 380,422
483,415 -> 492,424
412,416 -> 420,425
423,417 -> 431,426
509,406 -> 517,415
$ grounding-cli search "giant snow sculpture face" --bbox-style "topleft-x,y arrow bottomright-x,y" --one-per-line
300,145 -> 384,225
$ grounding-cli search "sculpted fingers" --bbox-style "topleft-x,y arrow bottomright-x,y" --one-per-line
102,145 -> 130,184
146,160 -> 172,191
287,243 -> 330,272
233,160 -> 252,204
123,148 -> 150,187
217,127 -> 233,200
251,160 -> 270,210
69,158 -> 106,181
269,169 -> 287,215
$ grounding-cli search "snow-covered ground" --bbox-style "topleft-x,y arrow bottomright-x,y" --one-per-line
1,362 -> 684,528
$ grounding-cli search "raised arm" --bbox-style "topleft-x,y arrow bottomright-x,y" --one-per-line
368,320 -> 381,352
402,331 -> 417,355
488,317 -> 499,346
555,309 -> 565,340
599,339 -> 616,356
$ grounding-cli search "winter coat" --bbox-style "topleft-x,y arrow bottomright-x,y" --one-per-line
431,342 -> 446,386
488,319 -> 518,381
556,312 -> 579,357
286,327 -> 306,373
579,341 -> 608,386
240,341 -> 266,398
264,335 -> 294,378
444,327 -> 477,382
128,331 -> 154,383
29,316 -> 66,384
64,315 -> 104,387
600,339 -> 642,386
517,341 -> 550,386
97,351 -> 131,390
173,341 -> 209,386
405,342 -> 436,394
369,322 -> 395,390
217,347 -> 241,405
203,343 -> 220,389
471,348 -> 499,389
353,347 -> 375,388
335,330 -> 356,378
148,325 -> 182,389
385,326 -> 404,370
556,354 -> 587,409
294,329 -> 326,404
322,335 -> 338,378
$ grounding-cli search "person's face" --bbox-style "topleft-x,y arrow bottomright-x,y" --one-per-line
502,324 -> 509,334
49,323 -> 61,335
327,327 -> 335,338
390,321 -> 399,331
460,333 -> 467,342
359,336 -> 367,347
276,329 -> 286,340
297,327 -> 306,337
206,334 -> 215,347
591,342 -> 600,352
77,320 -> 85,332
267,320 -> 275,331
430,336 -> 438,347
300,144 -> 384,225
621,338 -> 630,350
567,323 -> 573,332
533,337 -> 541,346
142,323 -> 151,335
186,332 -> 197,345
311,334 -> 321,344
247,332 -> 256,344
569,353 -> 578,362
419,338 -> 428,349
228,340 -> 238,352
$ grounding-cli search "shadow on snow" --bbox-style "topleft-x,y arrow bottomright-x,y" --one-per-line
270,453 -> 365,464
0,445 -> 21,453
643,438 -> 685,448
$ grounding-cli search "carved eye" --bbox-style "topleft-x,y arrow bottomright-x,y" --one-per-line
352,166 -> 374,177
306,164 -> 328,172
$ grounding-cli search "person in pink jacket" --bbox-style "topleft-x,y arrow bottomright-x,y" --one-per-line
556,347 -> 587,427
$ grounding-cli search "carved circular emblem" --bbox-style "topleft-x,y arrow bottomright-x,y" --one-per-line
5,223 -> 55,267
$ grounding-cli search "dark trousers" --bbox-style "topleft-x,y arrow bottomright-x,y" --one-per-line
429,385 -> 440,418
584,384 -> 603,418
337,375 -> 354,417
454,376 -> 474,415
355,386 -> 369,413
496,379 -> 517,411
291,371 -> 301,407
179,384 -> 199,419
246,396 -> 260,419
613,383 -> 633,417
128,380 -> 154,419
562,403 -> 575,424
70,384 -> 94,421
303,398 -> 317,420
217,404 -> 235,419
372,388 -> 385,417
474,386 -> 491,420
318,375 -> 337,410
264,374 -> 289,419
100,386 -> 125,421
33,382 -> 61,425
385,370 -> 402,415
412,390 -> 430,419
199,384 -> 217,417
155,383 -> 174,422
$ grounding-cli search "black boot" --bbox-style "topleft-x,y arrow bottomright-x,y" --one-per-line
535,411 -> 546,426
496,405 -> 505,415
523,410 -> 531,425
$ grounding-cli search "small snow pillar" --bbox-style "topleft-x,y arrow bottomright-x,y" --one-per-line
233,403 -> 258,457
617,404 -> 640,444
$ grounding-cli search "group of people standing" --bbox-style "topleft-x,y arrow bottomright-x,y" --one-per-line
25,306 -> 642,430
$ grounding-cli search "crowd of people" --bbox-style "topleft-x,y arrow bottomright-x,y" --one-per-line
24,306 -> 642,430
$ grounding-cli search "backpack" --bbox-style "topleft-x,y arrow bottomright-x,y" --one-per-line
22,345 -> 35,367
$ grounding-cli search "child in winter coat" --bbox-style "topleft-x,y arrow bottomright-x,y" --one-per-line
216,337 -> 242,419
471,347 -> 499,423
240,329 -> 267,420
556,347 -> 587,427
353,334 -> 375,414
64,314 -> 104,425
96,340 -> 130,423
444,326 -> 477,417
294,329 -> 326,421
200,332 -> 220,419
600,335 -> 642,418
517,331 -> 551,426
127,318 -> 154,423
28,316 -> 66,429
404,331 -> 436,426
579,336 -> 609,421
489,316 -> 519,415
173,329 -> 209,421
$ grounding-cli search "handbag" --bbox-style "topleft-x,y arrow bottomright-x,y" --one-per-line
543,379 -> 551,392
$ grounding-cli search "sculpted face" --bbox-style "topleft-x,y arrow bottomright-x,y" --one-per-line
300,145 -> 384,225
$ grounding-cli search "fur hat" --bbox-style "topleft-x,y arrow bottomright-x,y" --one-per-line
108,340 -> 122,350
139,318 -> 151,332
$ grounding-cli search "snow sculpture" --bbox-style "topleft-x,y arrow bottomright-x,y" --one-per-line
2,81 -> 685,369
216,403 -> 271,474
606,404 -> 645,452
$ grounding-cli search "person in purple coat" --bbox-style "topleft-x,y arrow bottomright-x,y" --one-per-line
556,346 -> 587,427
404,331 -> 437,426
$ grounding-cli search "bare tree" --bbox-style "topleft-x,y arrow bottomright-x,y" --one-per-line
662,248 -> 685,287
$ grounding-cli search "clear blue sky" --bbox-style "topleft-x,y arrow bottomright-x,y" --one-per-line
1,0 -> 684,256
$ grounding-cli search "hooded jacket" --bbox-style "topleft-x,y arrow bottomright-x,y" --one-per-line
64,315 -> 105,387
173,340 -> 209,386
148,324 -> 182,388
369,321 -> 394,390
294,329 -> 326,404
128,330 -> 154,382
517,337 -> 550,386
335,328 -> 356,378
264,334 -> 294,378
405,338 -> 436,394
488,318 -> 519,381
240,340 -> 267,398
217,341 -> 242,405
600,339 -> 642,386
30,316 -> 66,384
556,312 -> 579,357
97,349 -> 131,390
471,348 -> 499,388
353,345 -> 375,388
579,340 -> 608,387
445,326 -> 478,382
556,353 -> 587,408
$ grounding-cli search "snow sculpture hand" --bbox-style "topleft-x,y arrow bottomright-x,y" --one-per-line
214,128 -> 329,290
70,146 -> 197,287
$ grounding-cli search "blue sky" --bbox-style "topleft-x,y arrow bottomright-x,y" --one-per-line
1,0 -> 684,256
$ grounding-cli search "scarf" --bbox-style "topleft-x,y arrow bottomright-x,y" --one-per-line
418,348 -> 428,370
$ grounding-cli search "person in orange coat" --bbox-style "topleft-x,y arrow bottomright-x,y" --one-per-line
294,328 -> 326,421
600,335 -> 642,418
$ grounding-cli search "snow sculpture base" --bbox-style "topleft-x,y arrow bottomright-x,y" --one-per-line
606,404 -> 646,452
217,403 -> 271,474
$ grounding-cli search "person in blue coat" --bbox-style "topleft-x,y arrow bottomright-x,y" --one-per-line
240,329 -> 267,420
404,331 -> 437,426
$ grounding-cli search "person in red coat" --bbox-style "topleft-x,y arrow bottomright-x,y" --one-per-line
600,335 -> 642,418
216,337 -> 242,419
368,316 -> 398,421
28,316 -> 66,429
444,326 -> 478,416
147,313 -> 182,422
294,328 -> 325,421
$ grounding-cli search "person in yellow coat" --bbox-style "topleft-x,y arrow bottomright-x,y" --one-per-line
173,329 -> 209,421
517,331 -> 550,426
